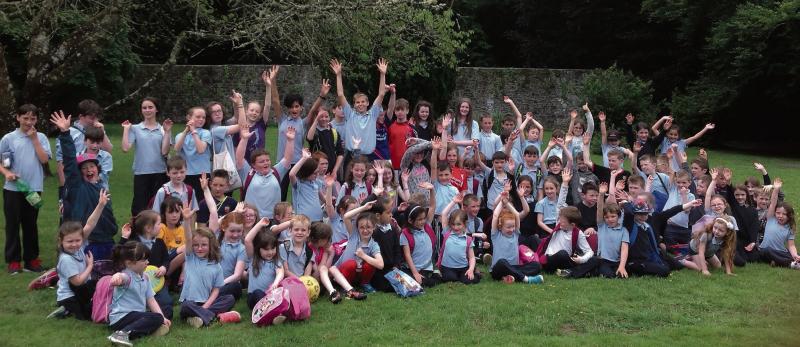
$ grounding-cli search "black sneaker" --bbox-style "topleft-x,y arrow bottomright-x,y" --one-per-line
329,290 -> 342,304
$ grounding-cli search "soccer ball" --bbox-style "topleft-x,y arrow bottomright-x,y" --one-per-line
299,276 -> 320,302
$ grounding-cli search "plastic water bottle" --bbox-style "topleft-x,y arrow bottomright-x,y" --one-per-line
14,179 -> 42,209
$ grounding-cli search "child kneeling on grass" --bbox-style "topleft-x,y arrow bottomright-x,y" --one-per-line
489,192 -> 543,284
106,242 -> 171,346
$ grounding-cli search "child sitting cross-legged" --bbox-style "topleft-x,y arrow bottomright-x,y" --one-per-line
489,191 -> 543,284
438,192 -> 481,284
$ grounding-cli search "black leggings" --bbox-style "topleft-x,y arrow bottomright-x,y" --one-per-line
759,248 -> 794,267
131,173 -> 168,216
490,259 -> 541,282
625,259 -> 670,277
110,312 -> 164,339
57,279 -> 97,320
543,250 -> 600,278
440,266 -> 481,284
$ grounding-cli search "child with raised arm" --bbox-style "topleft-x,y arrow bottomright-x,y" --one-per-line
233,67 -> 275,165
565,103 -> 594,160
52,111 -> 118,261
504,96 -> 543,154
1,104 -> 51,273
121,97 -> 172,217
244,218 -> 284,310
52,189 -> 108,320
597,111 -> 625,168
489,192 -> 543,284
328,201 -> 384,301
625,114 -> 667,166
657,121 -> 715,171
235,125 -> 295,219
179,208 -> 239,328
307,83 -> 345,177
289,149 -> 324,222
331,58 -> 388,169
273,70 -> 324,200
439,192 -> 481,284
758,179 -> 800,268
54,100 -> 112,198
399,182 -> 440,287
593,183 -> 630,278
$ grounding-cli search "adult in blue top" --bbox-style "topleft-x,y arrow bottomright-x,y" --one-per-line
330,58 -> 388,171
121,97 -> 173,216
52,111 -> 119,261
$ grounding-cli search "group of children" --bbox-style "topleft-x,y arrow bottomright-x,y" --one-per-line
3,58 -> 797,346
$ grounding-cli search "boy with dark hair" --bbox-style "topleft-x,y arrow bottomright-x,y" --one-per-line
51,111 -> 118,261
197,169 -> 238,226
1,104 -> 51,273
541,206 -> 598,278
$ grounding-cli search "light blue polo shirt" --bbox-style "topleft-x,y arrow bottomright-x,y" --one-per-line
239,160 -> 289,219
211,125 -> 236,158
248,258 -> 283,293
534,197 -> 559,225
664,187 -> 695,227
639,171 -> 671,195
433,181 -> 458,215
219,241 -> 247,278
277,115 -> 306,164
176,128 -> 212,175
343,103 -> 382,153
279,241 -> 311,276
660,138 -> 687,172
109,269 -> 155,325
441,231 -> 469,268
760,217 -> 795,252
337,181 -> 369,204
335,231 -> 380,266
56,244 -> 87,301
478,131 -> 503,161
330,211 -> 348,244
292,179 -> 323,222
448,120 -> 480,156
400,228 -> 434,271
150,182 -> 199,213
54,122 -> 86,162
180,252 -> 224,303
128,122 -> 168,174
491,229 -> 520,268
0,129 -> 51,192
483,167 -> 509,210
597,223 -> 630,262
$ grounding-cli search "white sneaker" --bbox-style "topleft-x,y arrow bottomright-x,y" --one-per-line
790,261 -> 800,270
186,317 -> 204,328
107,331 -> 132,347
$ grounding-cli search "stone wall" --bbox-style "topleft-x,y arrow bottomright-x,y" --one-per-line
115,64 -> 587,129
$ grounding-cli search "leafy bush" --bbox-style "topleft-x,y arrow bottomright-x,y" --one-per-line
581,64 -> 657,129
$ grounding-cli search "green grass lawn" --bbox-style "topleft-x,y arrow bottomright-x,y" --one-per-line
1,125 -> 799,346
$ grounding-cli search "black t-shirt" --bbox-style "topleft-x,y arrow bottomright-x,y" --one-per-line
577,202 -> 597,231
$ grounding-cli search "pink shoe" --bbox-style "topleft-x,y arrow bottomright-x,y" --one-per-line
502,275 -> 515,284
217,311 -> 241,324
28,268 -> 58,291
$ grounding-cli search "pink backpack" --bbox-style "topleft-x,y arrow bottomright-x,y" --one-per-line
251,287 -> 290,327
518,244 -> 539,265
279,277 -> 311,321
91,275 -> 116,323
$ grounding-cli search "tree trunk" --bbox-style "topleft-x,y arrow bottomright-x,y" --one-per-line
0,44 -> 17,135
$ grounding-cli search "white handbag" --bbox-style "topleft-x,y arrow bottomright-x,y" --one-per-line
212,135 -> 242,190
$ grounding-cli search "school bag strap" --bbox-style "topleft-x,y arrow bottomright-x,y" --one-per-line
630,223 -> 663,264
534,223 -> 580,266
282,240 -> 315,269
343,182 -> 372,197
147,183 -> 193,210
240,168 -> 279,201
435,230 -> 473,269
401,226 -> 435,255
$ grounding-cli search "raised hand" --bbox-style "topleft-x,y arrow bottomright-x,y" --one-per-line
417,182 -> 434,191
611,169 -> 623,178
503,96 -> 512,104
352,135 -> 362,149
598,112 -> 606,122
583,132 -> 591,145
709,168 -> 719,181
376,58 -> 388,74
525,112 -> 534,121
570,109 -> 578,119
705,123 -> 716,130
508,129 -> 519,142
753,162 -> 766,172
269,65 -> 279,81
98,189 -> 110,206
261,70 -> 271,86
625,113 -> 634,125
121,120 -> 132,130
431,136 -> 442,151
555,137 -> 565,147
773,177 -> 782,189
320,79 -> 331,96
562,166 -> 572,182
301,148 -> 312,160
442,113 -> 453,129
121,223 -> 132,239
181,206 -> 195,221
373,161 -> 385,175
582,102 -> 589,112
633,141 -> 642,153
453,191 -> 464,204
240,126 -> 252,139
401,169 -> 410,183
199,172 -> 209,191
397,201 -> 409,212
615,178 -> 626,192
230,90 -> 243,105
49,111 -> 72,132
599,182 -> 608,195
324,174 -> 336,187
698,148 -> 708,160
329,59 -> 343,75
387,84 -> 396,94
285,126 -> 296,141
162,118 -> 173,132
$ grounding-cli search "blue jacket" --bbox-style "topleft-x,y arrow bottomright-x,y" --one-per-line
60,131 -> 118,243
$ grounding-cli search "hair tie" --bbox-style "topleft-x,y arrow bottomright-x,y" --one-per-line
715,217 -> 735,230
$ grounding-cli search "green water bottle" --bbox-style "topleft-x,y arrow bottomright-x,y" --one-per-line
14,179 -> 43,209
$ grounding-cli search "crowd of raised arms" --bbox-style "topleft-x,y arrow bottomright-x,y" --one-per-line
2,59 -> 796,346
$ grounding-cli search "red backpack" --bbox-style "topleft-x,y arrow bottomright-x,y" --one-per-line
436,231 -> 473,269
343,182 -> 372,198
534,224 -> 580,267
240,168 -> 279,201
147,184 -> 194,210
